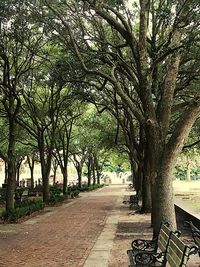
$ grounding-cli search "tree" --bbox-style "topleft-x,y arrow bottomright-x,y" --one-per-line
18,82 -> 70,202
43,0 -> 200,234
0,0 -> 45,211
53,94 -> 82,193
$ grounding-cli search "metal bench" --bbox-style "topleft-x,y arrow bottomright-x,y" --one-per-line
129,195 -> 139,209
21,189 -> 29,201
128,231 -> 198,266
127,222 -> 173,266
15,189 -> 29,204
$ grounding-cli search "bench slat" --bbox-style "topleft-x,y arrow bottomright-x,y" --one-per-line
158,226 -> 171,252
166,233 -> 190,267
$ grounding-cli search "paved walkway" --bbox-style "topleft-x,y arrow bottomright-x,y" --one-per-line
0,185 -> 199,267
0,185 -> 124,267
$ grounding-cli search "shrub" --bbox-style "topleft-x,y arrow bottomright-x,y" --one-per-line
66,183 -> 104,197
70,190 -> 80,198
47,194 -> 66,205
2,199 -> 45,223
49,185 -> 62,195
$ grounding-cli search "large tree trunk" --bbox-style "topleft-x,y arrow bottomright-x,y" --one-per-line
150,95 -> 200,236
152,156 -> 176,236
141,161 -> 152,213
135,164 -> 143,197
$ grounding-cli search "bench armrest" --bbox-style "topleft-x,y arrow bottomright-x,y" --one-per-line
131,238 -> 157,252
188,245 -> 199,256
134,251 -> 164,265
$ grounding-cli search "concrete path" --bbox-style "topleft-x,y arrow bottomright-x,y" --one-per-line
83,191 -> 123,267
0,185 -> 125,267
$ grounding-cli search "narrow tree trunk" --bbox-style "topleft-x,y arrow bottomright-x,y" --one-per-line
16,160 -> 22,187
62,167 -> 68,194
94,155 -> 100,184
6,119 -> 16,212
27,156 -> 35,189
92,158 -> 96,185
39,136 -> 51,202
87,158 -> 92,187
4,161 -> 8,184
30,164 -> 34,189
186,156 -> 191,181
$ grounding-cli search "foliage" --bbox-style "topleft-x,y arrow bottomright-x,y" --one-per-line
47,193 -> 66,205
174,165 -> 186,180
49,185 -> 62,195
47,185 -> 67,204
67,186 -> 80,198
103,153 -> 130,172
83,183 -> 104,191
1,199 -> 45,223
174,164 -> 200,180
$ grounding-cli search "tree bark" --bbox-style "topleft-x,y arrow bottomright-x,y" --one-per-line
16,159 -> 23,187
87,157 -> 92,187
60,165 -> 68,194
27,156 -> 35,189
152,157 -> 176,235
186,156 -> 191,181
38,134 -> 51,202
77,166 -> 82,188
141,158 -> 152,213
6,118 -> 16,212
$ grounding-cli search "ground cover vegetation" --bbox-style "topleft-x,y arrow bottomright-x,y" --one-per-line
0,0 -> 199,235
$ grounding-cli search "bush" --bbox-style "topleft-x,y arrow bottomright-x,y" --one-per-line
2,199 -> 45,223
70,190 -> 80,198
68,183 -> 104,193
49,185 -> 62,195
66,183 -> 104,197
82,184 -> 104,191
47,193 -> 66,205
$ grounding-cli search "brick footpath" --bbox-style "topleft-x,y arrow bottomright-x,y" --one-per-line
0,186 -> 123,267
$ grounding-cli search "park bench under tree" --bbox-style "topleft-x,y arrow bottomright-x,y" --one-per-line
129,195 -> 139,209
128,231 -> 198,266
15,189 -> 29,204
122,194 -> 139,209
127,222 -> 173,265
